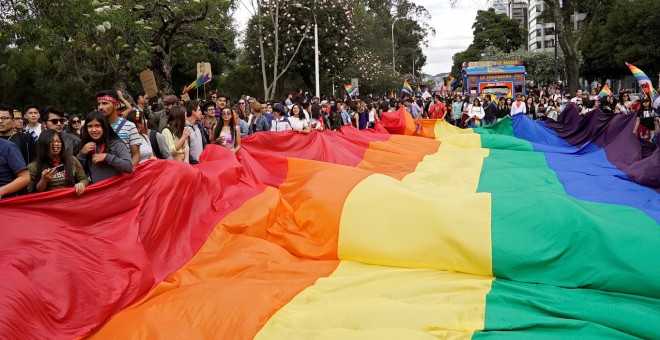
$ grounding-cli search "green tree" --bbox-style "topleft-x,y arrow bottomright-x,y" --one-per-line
0,0 -> 235,110
472,8 -> 527,53
450,7 -> 526,78
579,0 -> 660,82
539,0 -> 612,93
480,46 -> 567,85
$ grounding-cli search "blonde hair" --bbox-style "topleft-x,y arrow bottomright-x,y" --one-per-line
250,101 -> 262,113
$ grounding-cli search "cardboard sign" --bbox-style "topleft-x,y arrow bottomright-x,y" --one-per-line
181,93 -> 191,102
197,62 -> 212,81
139,69 -> 158,98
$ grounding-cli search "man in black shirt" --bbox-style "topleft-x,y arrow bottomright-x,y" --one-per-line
0,104 -> 36,165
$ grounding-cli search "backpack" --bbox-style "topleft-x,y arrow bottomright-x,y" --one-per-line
149,130 -> 164,159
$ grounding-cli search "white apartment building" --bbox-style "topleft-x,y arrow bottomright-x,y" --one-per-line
528,0 -> 555,52
492,0 -> 508,15
508,0 -> 529,30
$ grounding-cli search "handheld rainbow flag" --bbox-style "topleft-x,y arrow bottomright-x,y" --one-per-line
402,80 -> 413,95
182,73 -> 212,94
598,84 -> 612,98
491,95 -> 500,109
448,75 -> 458,92
625,62 -> 658,103
344,84 -> 359,97
415,85 -> 422,97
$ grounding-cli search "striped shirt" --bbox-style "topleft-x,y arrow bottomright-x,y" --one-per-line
112,117 -> 141,149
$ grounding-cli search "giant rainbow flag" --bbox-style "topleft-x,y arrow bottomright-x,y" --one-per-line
1,104 -> 659,338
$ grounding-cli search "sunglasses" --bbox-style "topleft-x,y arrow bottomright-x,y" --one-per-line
239,102 -> 245,105
72,119 -> 81,124
49,118 -> 67,124
211,96 -> 217,99
221,111 -> 232,116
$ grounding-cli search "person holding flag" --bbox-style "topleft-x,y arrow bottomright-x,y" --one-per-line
633,96 -> 658,141
428,95 -> 446,120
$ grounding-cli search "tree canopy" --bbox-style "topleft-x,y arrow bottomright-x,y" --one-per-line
451,8 -> 526,77
579,0 -> 660,81
0,0 -> 235,110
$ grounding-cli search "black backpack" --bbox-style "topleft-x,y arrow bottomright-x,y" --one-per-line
149,130 -> 164,159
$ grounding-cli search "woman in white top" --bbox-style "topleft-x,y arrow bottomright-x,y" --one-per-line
466,98 -> 485,127
125,109 -> 155,163
289,104 -> 311,134
510,95 -> 527,116
616,93 -> 633,114
367,103 -> 379,128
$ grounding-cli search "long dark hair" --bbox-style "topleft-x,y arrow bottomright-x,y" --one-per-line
214,108 -> 237,142
291,104 -> 306,120
126,108 -> 146,133
81,111 -> 118,147
34,129 -> 75,186
66,114 -> 82,137
166,106 -> 186,137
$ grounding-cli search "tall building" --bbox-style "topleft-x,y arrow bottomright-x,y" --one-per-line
528,0 -> 555,52
527,0 -> 586,52
491,0 -> 508,15
508,0 -> 528,30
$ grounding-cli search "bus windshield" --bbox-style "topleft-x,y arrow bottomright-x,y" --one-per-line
482,86 -> 510,97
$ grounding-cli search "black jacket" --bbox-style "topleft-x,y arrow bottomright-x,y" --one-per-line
2,132 -> 35,165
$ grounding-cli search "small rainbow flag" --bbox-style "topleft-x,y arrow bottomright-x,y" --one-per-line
183,73 -> 212,94
626,62 -> 658,102
492,96 -> 500,109
599,84 -> 612,98
402,80 -> 413,95
344,84 -> 359,97
448,75 -> 458,92
415,85 -> 422,97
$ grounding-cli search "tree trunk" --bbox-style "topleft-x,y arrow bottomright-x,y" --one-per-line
256,0 -> 269,100
562,41 -> 580,94
551,0 -> 580,94
152,45 -> 174,96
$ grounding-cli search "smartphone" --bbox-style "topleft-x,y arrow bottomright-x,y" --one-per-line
52,164 -> 65,172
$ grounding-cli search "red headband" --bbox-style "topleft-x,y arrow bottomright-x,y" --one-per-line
97,95 -> 118,106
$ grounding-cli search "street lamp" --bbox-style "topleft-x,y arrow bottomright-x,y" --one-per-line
412,47 -> 422,81
391,17 -> 405,73
294,3 -> 320,99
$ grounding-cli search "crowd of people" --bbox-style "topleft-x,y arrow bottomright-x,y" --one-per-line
1,82 -> 658,199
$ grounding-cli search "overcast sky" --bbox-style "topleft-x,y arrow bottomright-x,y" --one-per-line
232,0 -> 488,76
411,0 -> 488,75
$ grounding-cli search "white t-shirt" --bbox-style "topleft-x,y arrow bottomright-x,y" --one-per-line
26,124 -> 43,140
309,118 -> 323,131
270,117 -> 293,132
510,102 -> 527,116
467,105 -> 485,119
289,117 -> 308,131
138,134 -> 154,163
